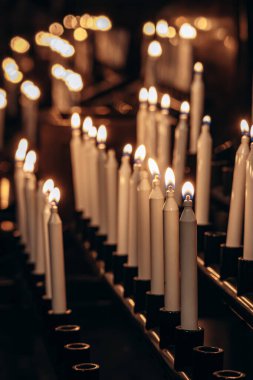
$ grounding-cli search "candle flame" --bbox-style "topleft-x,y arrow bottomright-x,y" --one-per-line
35,31 -> 54,47
139,87 -> 148,102
2,57 -> 23,84
161,93 -> 170,109
10,36 -> 30,54
88,125 -> 97,138
148,158 -> 160,177
182,181 -> 194,200
23,150 -> 36,172
65,72 -> 83,92
203,115 -> 211,124
148,40 -> 162,58
179,23 -> 197,39
95,15 -> 112,31
123,144 -> 132,155
71,112 -> 81,129
42,179 -> 54,194
165,167 -> 175,189
49,187 -> 60,204
168,26 -> 176,38
194,61 -> 203,73
51,64 -> 66,79
49,36 -> 75,57
63,14 -> 78,29
73,27 -> 88,41
156,19 -> 169,38
0,89 -> 7,109
148,86 -> 158,105
49,22 -> 64,36
251,125 -> 253,141
82,117 -> 93,133
143,21 -> 155,36
240,119 -> 249,135
15,138 -> 28,161
180,101 -> 190,114
97,125 -> 107,143
21,80 -> 41,101
134,145 -> 146,162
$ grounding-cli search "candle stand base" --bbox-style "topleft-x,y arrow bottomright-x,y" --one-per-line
54,325 -> 81,348
220,245 -> 242,280
203,232 -> 226,267
63,343 -> 91,377
123,264 -> 138,298
159,309 -> 180,348
212,370 -> 246,379
72,363 -> 100,379
102,243 -> 116,272
192,345 -> 224,380
237,258 -> 253,296
197,224 -> 213,252
47,309 -> 72,330
112,253 -> 128,284
174,326 -> 204,371
133,278 -> 151,313
145,292 -> 164,329
95,234 -> 107,260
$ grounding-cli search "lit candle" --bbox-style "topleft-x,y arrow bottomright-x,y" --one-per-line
180,181 -> 198,330
48,187 -> 67,314
34,180 -> 45,275
157,94 -> 172,179
136,88 -> 148,146
127,145 -> 146,266
88,125 -> 100,227
226,120 -> 250,247
2,57 -> 23,117
164,168 -> 180,311
81,116 -> 93,219
0,89 -> 7,150
97,125 -> 107,235
51,64 -> 72,113
117,144 -> 132,254
243,125 -> 253,260
148,158 -> 164,295
146,86 -> 158,158
189,62 -> 205,154
106,150 -> 118,244
173,101 -> 190,204
70,112 -> 83,212
145,40 -> 162,87
195,116 -> 213,225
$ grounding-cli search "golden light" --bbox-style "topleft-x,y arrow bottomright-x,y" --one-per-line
2,57 -> 17,70
168,26 -> 176,38
194,17 -> 212,31
251,125 -> 253,140
148,158 -> 160,177
161,94 -> 170,109
203,115 -> 211,124
51,64 -> 66,79
15,138 -> 28,161
2,58 -> 23,84
148,40 -> 162,57
82,117 -> 93,133
179,23 -> 197,39
63,14 -> 78,29
4,70 -> 23,84
143,21 -> 155,37
194,61 -> 203,73
65,72 -> 83,92
95,15 -> 112,31
0,178 -> 10,209
21,80 -> 41,101
49,187 -> 61,203
148,86 -> 158,105
165,167 -> 175,189
88,126 -> 97,139
0,89 -> 7,109
42,179 -> 54,194
97,125 -> 107,143
73,27 -> 88,41
156,19 -> 169,38
35,31 -> 54,47
134,144 -> 146,162
123,143 -> 133,155
182,181 -> 194,200
49,22 -> 64,36
180,101 -> 190,114
139,87 -> 148,102
80,14 -> 91,28
240,119 -> 249,135
23,150 -> 36,172
71,112 -> 81,129
10,36 -> 30,54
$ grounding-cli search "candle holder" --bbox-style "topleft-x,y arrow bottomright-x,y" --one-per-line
237,258 -> 253,295
220,244 -> 243,280
54,325 -> 81,347
63,343 -> 91,377
71,363 -> 100,379
145,292 -> 164,329
47,309 -> 72,329
203,232 -> 226,267
112,253 -> 128,284
123,264 -> 138,298
159,309 -> 180,348
174,325 -> 204,371
212,370 -> 246,379
197,224 -> 213,252
102,243 -> 116,272
133,277 -> 151,313
192,346 -> 224,380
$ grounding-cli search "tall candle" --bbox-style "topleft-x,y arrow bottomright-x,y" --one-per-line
145,40 -> 162,87
173,101 -> 190,204
157,93 -> 172,178
243,126 -> 253,260
70,112 -> 83,212
88,125 -> 100,227
137,170 -> 151,279
180,181 -> 198,330
117,144 -> 132,254
48,187 -> 67,314
190,62 -> 205,154
127,145 -> 146,266
81,117 -> 93,219
226,120 -> 250,247
106,150 -> 118,244
97,125 -> 108,235
195,116 -> 212,225
164,168 -> 180,311
136,88 -> 148,146
146,86 -> 158,158
34,180 -> 45,274
148,158 -> 164,295
0,90 -> 7,150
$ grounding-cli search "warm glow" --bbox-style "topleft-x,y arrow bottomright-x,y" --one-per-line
35,31 -> 54,47
10,36 -> 30,53
203,115 -> 211,124
179,23 -> 197,39
71,112 -> 81,129
194,61 -> 203,73
0,178 -> 10,209
49,36 -> 75,57
51,64 -> 66,79
82,117 -> 92,133
95,15 -> 112,31
156,20 -> 169,38
134,145 -> 146,162
49,187 -> 61,203
194,17 -> 212,31
42,179 -> 54,194
148,86 -> 158,105
0,89 -> 7,109
139,87 -> 148,102
15,138 -> 28,161
63,14 -> 78,29
65,72 -> 83,92
2,58 -> 23,84
180,101 -> 190,114
80,14 -> 91,28
123,144 -> 132,155
251,126 -> 253,141
88,126 -> 97,138
2,57 -> 17,70
182,181 -> 194,200
23,150 -> 36,172
148,158 -> 160,177
143,21 -> 155,37
240,119 -> 249,135
161,94 -> 170,109
148,40 -> 162,57
21,80 -> 41,101
49,22 -> 64,36
168,26 -> 176,38
73,27 -> 88,41
165,167 -> 175,189
97,125 -> 107,143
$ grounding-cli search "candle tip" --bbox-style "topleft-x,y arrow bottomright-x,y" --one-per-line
0,89 -> 7,109
240,119 -> 249,136
180,101 -> 190,114
21,80 -> 41,101
97,125 -> 107,143
123,144 -> 132,156
148,158 -> 160,178
139,87 -> 148,102
148,86 -> 158,105
165,167 -> 175,190
88,125 -> 97,138
156,19 -> 169,38
194,61 -> 203,73
161,93 -> 170,109
202,115 -> 211,125
15,138 -> 28,161
23,150 -> 36,173
82,116 -> 93,133
134,145 -> 146,163
49,187 -> 60,204
182,181 -> 194,200
143,21 -> 155,36
43,179 -> 54,194
179,23 -> 197,39
147,40 -> 162,58
71,112 -> 81,129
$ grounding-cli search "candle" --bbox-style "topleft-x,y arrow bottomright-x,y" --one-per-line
180,181 -> 198,330
148,158 -> 164,295
146,86 -> 158,158
117,144 -> 132,254
173,101 -> 190,204
195,116 -> 213,225
106,150 -> 118,244
157,94 -> 172,179
189,62 -> 205,154
136,88 -> 148,146
42,179 -> 54,299
48,187 -> 67,314
137,170 -> 151,279
34,180 -> 45,274
2,57 -> 23,117
81,116 -> 93,219
127,145 -> 146,266
0,89 -> 7,150
87,125 -> 100,227
243,125 -> 253,260
226,120 -> 250,247
70,112 -> 83,212
51,64 -> 72,113
164,168 -> 180,311
97,125 -> 108,235
145,40 -> 162,87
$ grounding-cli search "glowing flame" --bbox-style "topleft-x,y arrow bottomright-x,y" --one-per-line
15,138 -> 28,161
168,26 -> 176,38
0,89 -> 7,109
180,101 -> 190,114
139,87 -> 148,102
10,36 -> 30,53
148,40 -> 162,58
49,35 -> 75,57
35,31 -> 54,47
148,158 -> 160,177
156,20 -> 169,38
240,119 -> 249,135
2,57 -> 23,84
179,23 -> 197,39
203,115 -> 211,124
251,126 -> 253,141
73,27 -> 88,41
134,145 -> 146,162
148,86 -> 158,105
165,167 -> 175,189
161,93 -> 170,109
143,21 -> 155,36
97,125 -> 107,143
71,113 -> 81,129
95,15 -> 112,31
65,72 -> 83,92
51,64 -> 66,79
63,14 -> 78,29
194,61 -> 203,73
49,187 -> 60,204
23,150 -> 36,172
123,144 -> 132,155
88,126 -> 97,138
194,17 -> 212,32
182,181 -> 194,200
42,179 -> 54,194
82,117 -> 93,133
49,22 -> 64,36
21,80 -> 41,101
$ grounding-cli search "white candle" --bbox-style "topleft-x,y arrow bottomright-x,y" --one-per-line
136,88 -> 148,146
148,158 -> 164,294
97,125 -> 108,235
173,101 -> 190,204
164,168 -> 180,311
87,125 -> 100,227
34,180 -> 45,274
195,116 -> 213,225
81,117 -> 93,218
145,40 -> 162,87
226,120 -> 250,247
106,150 -> 118,244
243,126 -> 253,260
117,144 -> 132,254
157,94 -> 172,178
0,90 -> 7,150
146,87 -> 158,158
48,187 -> 67,314
70,112 -> 83,212
190,62 -> 205,154
180,181 -> 198,330
127,145 -> 146,266
137,170 -> 151,279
